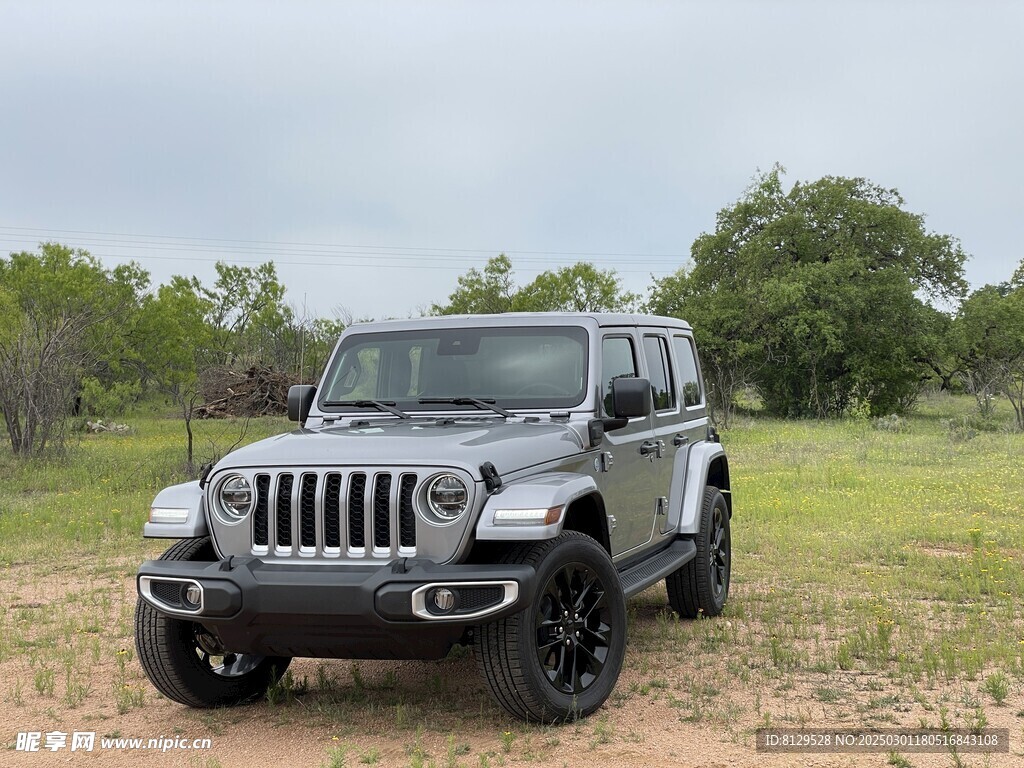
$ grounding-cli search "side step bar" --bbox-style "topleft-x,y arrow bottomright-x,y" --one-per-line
618,539 -> 697,597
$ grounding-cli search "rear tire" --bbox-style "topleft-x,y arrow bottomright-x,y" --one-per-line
666,486 -> 731,618
135,537 -> 291,707
475,531 -> 626,722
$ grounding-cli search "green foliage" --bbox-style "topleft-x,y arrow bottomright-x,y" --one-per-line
302,316 -> 347,382
0,244 -> 147,454
981,671 -> 1009,705
431,254 -> 517,315
188,261 -> 294,367
953,270 -> 1024,429
431,254 -> 637,315
79,377 -> 142,419
129,277 -> 216,467
515,262 -> 639,312
649,167 -> 968,419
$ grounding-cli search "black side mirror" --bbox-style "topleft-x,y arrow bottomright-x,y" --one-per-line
603,377 -> 651,431
288,385 -> 317,424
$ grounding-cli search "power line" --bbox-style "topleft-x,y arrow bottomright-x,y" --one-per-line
0,224 -> 690,263
0,239 -> 677,275
0,235 -> 678,267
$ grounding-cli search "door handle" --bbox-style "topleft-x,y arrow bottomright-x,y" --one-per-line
640,440 -> 664,458
673,434 -> 689,448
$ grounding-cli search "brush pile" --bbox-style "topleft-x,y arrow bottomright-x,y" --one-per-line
196,365 -> 300,418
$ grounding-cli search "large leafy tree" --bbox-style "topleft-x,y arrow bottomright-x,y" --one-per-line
650,167 -> 967,418
185,261 -> 293,367
0,244 -> 146,454
431,254 -> 517,315
432,256 -> 637,315
515,263 -> 639,313
130,277 -> 216,469
954,269 -> 1024,429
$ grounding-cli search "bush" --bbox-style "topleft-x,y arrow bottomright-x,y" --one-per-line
873,414 -> 907,433
79,378 -> 141,419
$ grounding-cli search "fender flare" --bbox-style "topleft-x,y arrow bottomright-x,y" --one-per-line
475,472 -> 599,542
143,480 -> 210,539
676,442 -> 730,534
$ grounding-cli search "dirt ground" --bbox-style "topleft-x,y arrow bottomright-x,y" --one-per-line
2,559 -> 1020,768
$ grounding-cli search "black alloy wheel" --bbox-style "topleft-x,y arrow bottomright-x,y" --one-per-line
475,531 -> 627,722
666,485 -> 731,618
535,562 -> 613,696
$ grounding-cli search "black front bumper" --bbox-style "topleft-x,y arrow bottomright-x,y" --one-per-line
137,556 -> 535,660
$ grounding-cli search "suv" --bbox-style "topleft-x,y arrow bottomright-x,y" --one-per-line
135,313 -> 732,721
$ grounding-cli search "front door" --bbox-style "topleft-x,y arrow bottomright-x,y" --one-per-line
594,331 -> 660,557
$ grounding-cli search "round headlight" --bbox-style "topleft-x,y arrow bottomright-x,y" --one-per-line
427,474 -> 468,520
218,474 -> 253,521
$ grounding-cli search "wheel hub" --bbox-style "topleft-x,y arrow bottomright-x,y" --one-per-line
194,628 -> 225,656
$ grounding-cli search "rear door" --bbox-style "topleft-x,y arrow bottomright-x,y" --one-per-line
639,329 -> 679,538
661,332 -> 709,534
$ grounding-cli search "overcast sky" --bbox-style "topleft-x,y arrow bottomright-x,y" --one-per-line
1,1 -> 1021,320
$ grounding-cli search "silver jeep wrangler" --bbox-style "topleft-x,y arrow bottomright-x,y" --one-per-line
135,313 -> 732,721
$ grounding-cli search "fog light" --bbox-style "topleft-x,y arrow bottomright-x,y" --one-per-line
183,584 -> 202,609
432,587 -> 456,613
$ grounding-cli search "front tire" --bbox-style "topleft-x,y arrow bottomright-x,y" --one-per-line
475,531 -> 627,722
135,537 -> 291,707
666,485 -> 731,618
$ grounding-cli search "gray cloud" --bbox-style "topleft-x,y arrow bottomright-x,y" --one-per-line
2,0 -> 1020,318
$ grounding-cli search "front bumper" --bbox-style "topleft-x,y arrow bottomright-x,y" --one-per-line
137,556 -> 535,660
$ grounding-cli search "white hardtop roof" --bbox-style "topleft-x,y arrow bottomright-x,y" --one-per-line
349,312 -> 693,334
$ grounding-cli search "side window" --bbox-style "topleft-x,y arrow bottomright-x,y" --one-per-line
601,336 -> 637,416
642,335 -> 675,412
672,335 -> 703,408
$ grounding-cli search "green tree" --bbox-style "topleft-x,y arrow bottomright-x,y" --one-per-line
432,255 -> 639,315
301,316 -> 346,382
0,244 -> 145,454
648,267 -> 759,427
955,275 -> 1024,428
431,255 -> 517,314
514,262 -> 639,312
191,261 -> 292,366
649,167 -> 967,418
131,277 -> 216,468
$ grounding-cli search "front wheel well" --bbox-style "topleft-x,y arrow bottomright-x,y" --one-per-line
561,493 -> 611,554
464,491 -> 612,563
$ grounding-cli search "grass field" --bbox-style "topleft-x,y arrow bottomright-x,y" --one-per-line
1,394 -> 1022,766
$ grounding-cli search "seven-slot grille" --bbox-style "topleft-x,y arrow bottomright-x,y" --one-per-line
250,471 -> 418,557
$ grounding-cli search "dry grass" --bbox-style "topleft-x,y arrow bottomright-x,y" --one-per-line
1,394 -> 1023,766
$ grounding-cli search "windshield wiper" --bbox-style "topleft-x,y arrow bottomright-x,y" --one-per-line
322,399 -> 411,419
418,397 -> 513,419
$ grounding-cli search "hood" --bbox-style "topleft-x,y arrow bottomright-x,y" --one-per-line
213,417 -> 586,477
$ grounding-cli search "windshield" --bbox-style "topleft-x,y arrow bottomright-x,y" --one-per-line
319,326 -> 589,413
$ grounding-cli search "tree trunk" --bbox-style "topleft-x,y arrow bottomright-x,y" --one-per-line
182,400 -> 195,472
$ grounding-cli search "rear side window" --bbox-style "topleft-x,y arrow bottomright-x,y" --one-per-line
642,335 -> 675,412
672,335 -> 703,408
601,336 -> 637,416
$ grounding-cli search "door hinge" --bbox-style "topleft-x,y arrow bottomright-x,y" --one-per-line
594,451 -> 614,472
607,515 -> 618,534
656,496 -> 668,516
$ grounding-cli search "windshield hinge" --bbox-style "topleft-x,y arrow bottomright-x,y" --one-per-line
480,462 -> 502,493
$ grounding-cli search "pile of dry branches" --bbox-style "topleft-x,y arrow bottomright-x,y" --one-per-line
196,365 -> 300,418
